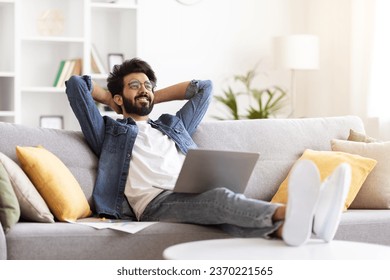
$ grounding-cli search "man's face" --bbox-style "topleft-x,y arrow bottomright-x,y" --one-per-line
120,72 -> 155,117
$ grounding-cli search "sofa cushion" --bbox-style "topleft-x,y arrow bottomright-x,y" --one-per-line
336,209 -> 390,246
0,163 -> 20,232
16,146 -> 92,222
0,152 -> 54,223
270,149 -> 377,210
348,129 -> 379,143
331,139 -> 390,209
5,222 -> 229,259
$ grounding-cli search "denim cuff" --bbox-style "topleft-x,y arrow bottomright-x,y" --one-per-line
83,75 -> 93,91
184,79 -> 200,100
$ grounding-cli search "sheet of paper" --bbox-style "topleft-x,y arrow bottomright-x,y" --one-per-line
67,217 -> 156,234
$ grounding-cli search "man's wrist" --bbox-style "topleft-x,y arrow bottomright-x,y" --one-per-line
92,81 -> 109,105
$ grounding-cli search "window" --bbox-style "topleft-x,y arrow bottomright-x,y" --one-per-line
368,0 -> 390,118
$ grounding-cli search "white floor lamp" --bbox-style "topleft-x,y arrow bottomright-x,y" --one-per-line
273,35 -> 319,117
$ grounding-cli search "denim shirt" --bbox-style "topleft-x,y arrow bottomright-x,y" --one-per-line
65,75 -> 213,218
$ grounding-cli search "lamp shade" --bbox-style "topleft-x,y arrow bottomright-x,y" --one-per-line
273,35 -> 319,70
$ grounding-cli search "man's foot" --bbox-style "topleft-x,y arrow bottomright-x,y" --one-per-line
313,163 -> 351,242
282,160 -> 321,246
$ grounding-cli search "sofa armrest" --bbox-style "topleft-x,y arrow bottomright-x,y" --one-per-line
0,222 -> 7,260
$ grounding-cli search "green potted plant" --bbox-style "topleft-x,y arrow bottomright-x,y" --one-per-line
214,68 -> 288,120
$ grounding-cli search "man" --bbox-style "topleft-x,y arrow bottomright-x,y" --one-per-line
66,58 -> 351,246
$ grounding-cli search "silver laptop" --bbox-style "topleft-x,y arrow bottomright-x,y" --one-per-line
173,149 -> 260,194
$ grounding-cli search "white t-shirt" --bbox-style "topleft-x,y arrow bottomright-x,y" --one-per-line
124,121 -> 186,219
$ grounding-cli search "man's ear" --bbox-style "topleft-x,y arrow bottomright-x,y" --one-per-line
113,94 -> 123,106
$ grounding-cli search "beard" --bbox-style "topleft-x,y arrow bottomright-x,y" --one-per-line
122,95 -> 154,116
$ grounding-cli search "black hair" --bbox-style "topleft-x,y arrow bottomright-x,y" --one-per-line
107,58 -> 157,97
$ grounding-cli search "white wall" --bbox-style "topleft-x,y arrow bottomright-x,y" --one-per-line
290,0 -> 353,117
136,0 -> 377,130
291,0 -> 378,136
137,0 -> 293,120
14,0 -> 374,129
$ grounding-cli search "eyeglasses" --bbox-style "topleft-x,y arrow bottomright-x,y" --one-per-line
127,80 -> 155,92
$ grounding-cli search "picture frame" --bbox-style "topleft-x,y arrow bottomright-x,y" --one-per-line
40,115 -> 64,129
108,53 -> 124,71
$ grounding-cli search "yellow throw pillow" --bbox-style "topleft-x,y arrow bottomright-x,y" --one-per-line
271,149 -> 377,210
16,146 -> 92,222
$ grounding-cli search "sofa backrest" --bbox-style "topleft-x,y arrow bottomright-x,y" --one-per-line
0,122 -> 97,206
192,116 -> 365,200
0,115 -> 365,205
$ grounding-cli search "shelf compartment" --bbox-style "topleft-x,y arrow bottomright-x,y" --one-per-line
20,90 -> 77,129
20,40 -> 83,88
19,0 -> 84,38
0,1 -> 14,72
91,6 -> 137,73
0,115 -> 15,123
0,77 -> 15,111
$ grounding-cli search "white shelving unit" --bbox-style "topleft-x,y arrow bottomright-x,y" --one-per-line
0,0 -> 16,123
0,0 -> 137,130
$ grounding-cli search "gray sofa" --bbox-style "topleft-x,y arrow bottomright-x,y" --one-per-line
1,115 -> 389,259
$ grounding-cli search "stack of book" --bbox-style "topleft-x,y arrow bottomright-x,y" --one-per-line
53,46 -> 108,87
53,58 -> 83,88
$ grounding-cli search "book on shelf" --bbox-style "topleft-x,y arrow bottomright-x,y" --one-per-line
91,44 -> 107,74
53,60 -> 65,87
57,60 -> 73,87
53,58 -> 83,88
71,58 -> 83,76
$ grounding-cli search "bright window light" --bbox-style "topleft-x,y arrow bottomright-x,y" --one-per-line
368,0 -> 390,118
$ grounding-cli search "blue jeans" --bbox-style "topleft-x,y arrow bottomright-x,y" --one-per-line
123,188 -> 281,238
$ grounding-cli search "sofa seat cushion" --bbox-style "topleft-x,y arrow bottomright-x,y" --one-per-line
336,210 -> 390,246
5,222 -> 229,259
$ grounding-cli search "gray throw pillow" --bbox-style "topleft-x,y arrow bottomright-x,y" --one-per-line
0,163 -> 20,232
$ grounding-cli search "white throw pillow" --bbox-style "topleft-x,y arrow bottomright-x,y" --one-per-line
0,152 -> 54,222
331,139 -> 390,209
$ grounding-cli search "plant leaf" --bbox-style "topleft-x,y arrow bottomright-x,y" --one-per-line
214,68 -> 288,120
214,87 -> 240,120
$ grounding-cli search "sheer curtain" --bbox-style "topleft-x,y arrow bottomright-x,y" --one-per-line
368,0 -> 390,140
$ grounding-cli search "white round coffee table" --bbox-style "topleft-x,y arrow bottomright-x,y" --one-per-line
163,238 -> 390,260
